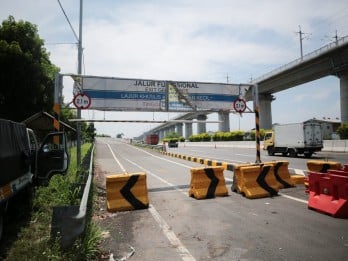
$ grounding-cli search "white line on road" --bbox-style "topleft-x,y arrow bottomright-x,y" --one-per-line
106,143 -> 127,173
106,143 -> 196,261
126,143 -> 309,205
279,193 -> 308,204
148,205 -> 196,261
123,157 -> 188,196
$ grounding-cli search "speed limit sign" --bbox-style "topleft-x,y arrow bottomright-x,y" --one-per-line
233,98 -> 246,113
73,93 -> 91,109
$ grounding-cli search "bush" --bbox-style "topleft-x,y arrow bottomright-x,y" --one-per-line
189,133 -> 211,142
3,143 -> 101,260
337,123 -> 348,139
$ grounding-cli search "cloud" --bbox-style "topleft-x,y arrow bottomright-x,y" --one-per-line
1,0 -> 347,137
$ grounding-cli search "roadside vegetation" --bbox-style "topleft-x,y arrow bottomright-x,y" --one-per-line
188,129 -> 269,142
0,143 -> 101,261
337,123 -> 348,139
162,131 -> 185,143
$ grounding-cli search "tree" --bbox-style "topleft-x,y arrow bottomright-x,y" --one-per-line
337,123 -> 348,139
0,16 -> 59,121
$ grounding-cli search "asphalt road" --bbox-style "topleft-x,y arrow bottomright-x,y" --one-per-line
94,137 -> 348,261
167,142 -> 348,172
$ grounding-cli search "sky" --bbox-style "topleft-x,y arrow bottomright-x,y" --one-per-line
1,0 -> 348,138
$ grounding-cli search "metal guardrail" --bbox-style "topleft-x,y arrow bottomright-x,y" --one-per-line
51,144 -> 95,248
252,35 -> 348,84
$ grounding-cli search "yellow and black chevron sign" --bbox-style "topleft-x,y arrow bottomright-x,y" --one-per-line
267,161 -> 295,189
189,166 -> 228,199
232,164 -> 279,199
307,160 -> 342,173
106,172 -> 149,212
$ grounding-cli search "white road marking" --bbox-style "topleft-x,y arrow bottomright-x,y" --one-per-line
279,193 -> 308,204
148,205 -> 196,261
123,157 -> 188,197
120,143 -> 309,206
106,143 -> 127,173
106,143 -> 196,261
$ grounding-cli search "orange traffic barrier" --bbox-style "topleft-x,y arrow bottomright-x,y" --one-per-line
308,170 -> 348,218
232,164 -> 279,199
291,175 -> 306,185
189,166 -> 228,199
307,160 -> 342,173
106,172 -> 149,212
305,160 -> 342,194
264,161 -> 295,189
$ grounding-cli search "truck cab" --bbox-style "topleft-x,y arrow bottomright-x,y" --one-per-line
0,119 -> 69,239
263,131 -> 274,152
263,122 -> 323,158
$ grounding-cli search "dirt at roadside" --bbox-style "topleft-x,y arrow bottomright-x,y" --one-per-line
93,163 -> 137,260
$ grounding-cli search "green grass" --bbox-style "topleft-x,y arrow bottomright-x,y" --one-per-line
2,143 -> 101,261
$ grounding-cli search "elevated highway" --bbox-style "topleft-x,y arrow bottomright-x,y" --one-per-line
141,36 -> 348,139
251,35 -> 348,128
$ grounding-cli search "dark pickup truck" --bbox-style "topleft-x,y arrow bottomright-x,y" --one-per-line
0,119 -> 69,239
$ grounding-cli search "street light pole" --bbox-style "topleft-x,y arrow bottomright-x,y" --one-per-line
77,0 -> 83,166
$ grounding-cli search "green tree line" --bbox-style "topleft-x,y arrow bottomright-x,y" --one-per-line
0,16 -> 95,141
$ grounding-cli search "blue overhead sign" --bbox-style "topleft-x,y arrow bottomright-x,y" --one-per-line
71,75 -> 249,112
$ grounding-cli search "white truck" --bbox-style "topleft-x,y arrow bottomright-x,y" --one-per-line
263,122 -> 323,158
0,119 -> 69,239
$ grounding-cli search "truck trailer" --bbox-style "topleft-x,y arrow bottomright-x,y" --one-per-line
145,134 -> 159,145
263,122 -> 323,158
0,119 -> 69,239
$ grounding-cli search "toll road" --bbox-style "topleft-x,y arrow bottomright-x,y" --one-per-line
94,138 -> 348,261
167,142 -> 348,172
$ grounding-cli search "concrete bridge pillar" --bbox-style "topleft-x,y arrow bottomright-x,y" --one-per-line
176,123 -> 183,137
159,130 -> 164,141
218,111 -> 230,132
185,122 -> 192,140
197,114 -> 207,133
163,128 -> 169,138
340,72 -> 348,123
259,93 -> 275,129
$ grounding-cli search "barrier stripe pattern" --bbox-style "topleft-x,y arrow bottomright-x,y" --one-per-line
273,162 -> 293,188
120,175 -> 148,209
255,106 -> 261,163
256,165 -> 278,196
53,103 -> 60,131
204,168 -> 219,199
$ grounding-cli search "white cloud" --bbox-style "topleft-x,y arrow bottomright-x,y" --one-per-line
1,0 -> 348,137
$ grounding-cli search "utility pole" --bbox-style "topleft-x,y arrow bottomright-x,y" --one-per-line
77,0 -> 83,166
296,25 -> 310,59
298,25 -> 304,59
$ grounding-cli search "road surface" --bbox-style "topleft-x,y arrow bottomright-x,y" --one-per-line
94,137 -> 348,261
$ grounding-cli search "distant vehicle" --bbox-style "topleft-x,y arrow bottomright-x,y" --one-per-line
263,122 -> 323,158
145,134 -> 159,145
0,119 -> 69,239
168,140 -> 178,148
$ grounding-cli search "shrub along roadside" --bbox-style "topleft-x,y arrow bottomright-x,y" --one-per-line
1,143 -> 101,261
188,130 -> 269,142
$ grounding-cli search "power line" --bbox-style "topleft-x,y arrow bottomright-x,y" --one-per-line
296,25 -> 311,59
57,0 -> 79,43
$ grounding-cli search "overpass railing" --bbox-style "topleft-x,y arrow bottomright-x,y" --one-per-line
252,35 -> 348,84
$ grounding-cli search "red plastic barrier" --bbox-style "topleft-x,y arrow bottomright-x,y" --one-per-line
328,169 -> 348,177
308,171 -> 348,218
344,164 -> 348,172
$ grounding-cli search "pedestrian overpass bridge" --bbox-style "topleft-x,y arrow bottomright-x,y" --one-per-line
139,35 -> 348,141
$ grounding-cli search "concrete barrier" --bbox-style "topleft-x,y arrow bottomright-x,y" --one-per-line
182,140 -> 348,152
189,167 -> 228,199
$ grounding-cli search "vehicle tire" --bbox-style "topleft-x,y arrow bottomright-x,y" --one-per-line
304,152 -> 313,158
288,149 -> 297,157
267,147 -> 274,156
